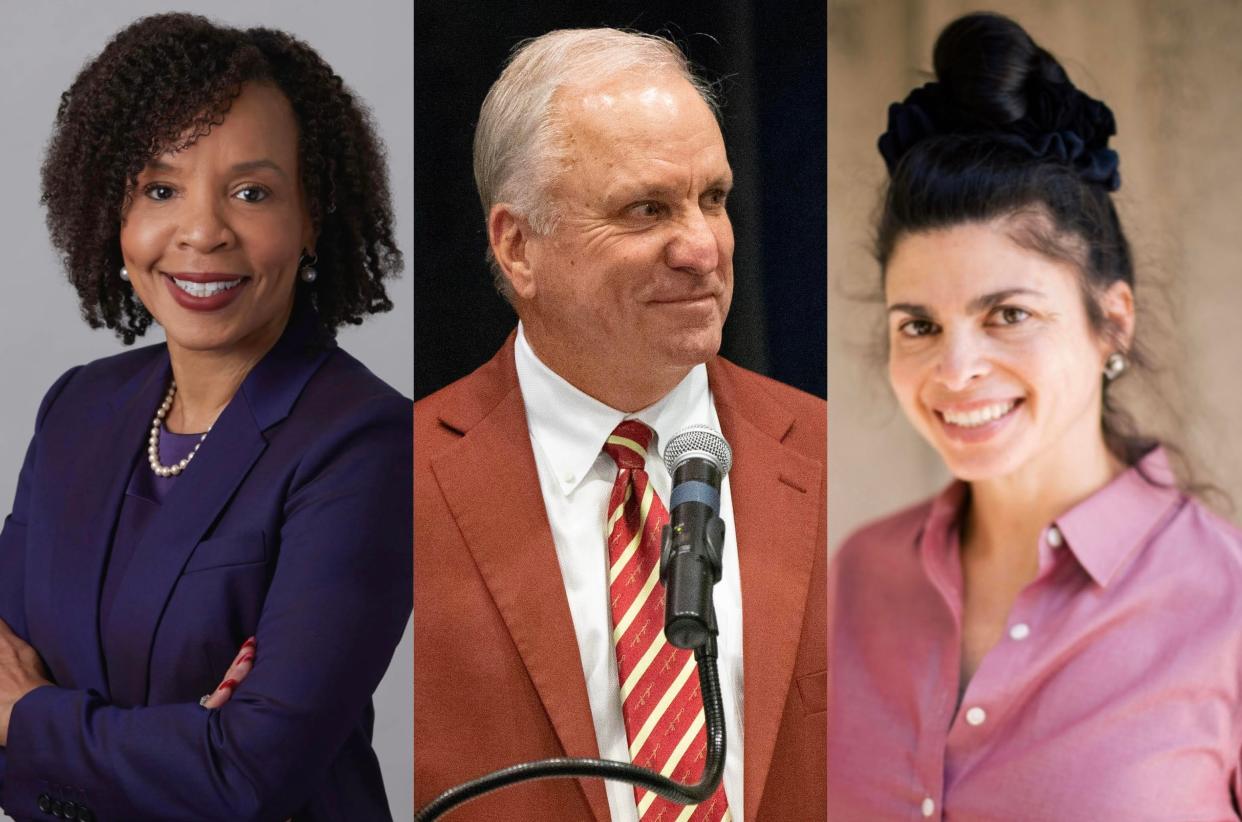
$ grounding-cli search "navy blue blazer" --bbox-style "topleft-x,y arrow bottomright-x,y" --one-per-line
0,312 -> 412,821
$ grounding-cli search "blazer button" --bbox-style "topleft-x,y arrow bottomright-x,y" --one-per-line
78,807 -> 95,822
62,801 -> 80,820
37,794 -> 51,813
49,797 -> 64,817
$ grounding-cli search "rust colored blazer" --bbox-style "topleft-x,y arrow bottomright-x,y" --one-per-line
415,335 -> 826,821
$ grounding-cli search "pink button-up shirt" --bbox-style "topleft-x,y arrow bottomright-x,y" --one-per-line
829,450 -> 1242,821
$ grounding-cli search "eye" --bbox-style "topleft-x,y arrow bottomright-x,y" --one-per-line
143,184 -> 176,201
234,186 -> 270,203
993,306 -> 1031,325
897,318 -> 938,338
627,201 -> 666,220
702,188 -> 729,210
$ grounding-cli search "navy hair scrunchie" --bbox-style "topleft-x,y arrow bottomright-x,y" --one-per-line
877,81 -> 1121,192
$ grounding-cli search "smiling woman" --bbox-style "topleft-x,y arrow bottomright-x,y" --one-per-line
119,83 -> 314,403
884,220 -> 1134,484
828,11 -> 1242,821
0,12 -> 410,822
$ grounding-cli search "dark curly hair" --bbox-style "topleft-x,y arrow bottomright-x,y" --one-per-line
41,12 -> 403,344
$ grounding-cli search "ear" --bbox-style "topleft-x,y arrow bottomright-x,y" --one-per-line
488,204 -> 539,300
1098,279 -> 1136,355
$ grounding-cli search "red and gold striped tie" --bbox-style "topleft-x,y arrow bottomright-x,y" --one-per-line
603,420 -> 729,822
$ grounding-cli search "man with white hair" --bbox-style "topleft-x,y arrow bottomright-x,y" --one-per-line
415,28 -> 826,821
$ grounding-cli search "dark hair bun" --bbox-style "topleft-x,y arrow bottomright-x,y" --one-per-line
933,13 -> 1066,127
878,12 -> 1119,190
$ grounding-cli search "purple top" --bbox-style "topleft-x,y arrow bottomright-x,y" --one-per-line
829,449 -> 1242,821
99,425 -> 202,694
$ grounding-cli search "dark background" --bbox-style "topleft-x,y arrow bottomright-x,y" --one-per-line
414,0 -> 826,400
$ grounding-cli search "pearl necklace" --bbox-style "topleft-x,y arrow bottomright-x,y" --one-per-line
148,381 -> 210,477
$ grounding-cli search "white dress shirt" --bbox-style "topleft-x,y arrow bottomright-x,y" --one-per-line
514,325 -> 744,822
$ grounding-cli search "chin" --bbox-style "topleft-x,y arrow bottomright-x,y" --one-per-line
160,321 -> 244,354
934,440 -> 1034,483
661,326 -> 723,368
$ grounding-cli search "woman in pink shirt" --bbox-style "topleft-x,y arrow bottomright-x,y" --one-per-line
828,12 -> 1242,821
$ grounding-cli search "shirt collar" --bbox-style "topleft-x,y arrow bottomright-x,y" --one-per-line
916,480 -> 968,594
917,448 -> 1184,588
514,323 -> 713,496
1055,447 -> 1183,586
923,480 -> 967,544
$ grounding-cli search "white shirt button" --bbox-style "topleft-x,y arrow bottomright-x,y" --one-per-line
563,472 -> 576,484
965,706 -> 987,726
1009,622 -> 1031,640
921,796 -> 936,817
1046,525 -> 1063,547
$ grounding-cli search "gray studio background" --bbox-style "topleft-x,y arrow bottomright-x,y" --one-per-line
829,0 -> 1242,549
0,2 -> 412,819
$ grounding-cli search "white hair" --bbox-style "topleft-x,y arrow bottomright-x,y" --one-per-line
473,28 -> 720,296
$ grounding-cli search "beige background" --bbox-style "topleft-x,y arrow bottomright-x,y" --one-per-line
828,0 -> 1242,548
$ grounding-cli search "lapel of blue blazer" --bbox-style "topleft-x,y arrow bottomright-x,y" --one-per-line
104,308 -> 332,705
46,354 -> 168,695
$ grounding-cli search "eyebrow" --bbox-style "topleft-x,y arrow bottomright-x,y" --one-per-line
145,158 -> 289,179
967,287 -> 1044,313
887,287 -> 1045,316
620,183 -> 680,200
886,302 -> 930,318
609,173 -> 734,201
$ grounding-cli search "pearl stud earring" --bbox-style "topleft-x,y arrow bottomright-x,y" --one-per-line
299,252 -> 319,283
1103,352 -> 1127,381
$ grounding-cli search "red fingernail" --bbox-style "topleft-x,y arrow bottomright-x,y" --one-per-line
219,679 -> 238,691
238,654 -> 254,665
242,637 -> 257,649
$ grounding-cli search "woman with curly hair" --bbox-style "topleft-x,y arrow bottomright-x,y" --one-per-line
0,13 -> 409,821
828,12 -> 1242,820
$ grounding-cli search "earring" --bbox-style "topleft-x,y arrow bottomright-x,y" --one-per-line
1103,352 -> 1127,381
119,266 -> 130,282
299,252 -> 318,283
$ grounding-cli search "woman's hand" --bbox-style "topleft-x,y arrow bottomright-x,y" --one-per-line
200,637 -> 257,710
0,618 -> 52,745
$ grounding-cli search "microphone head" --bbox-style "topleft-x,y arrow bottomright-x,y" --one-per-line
663,425 -> 733,476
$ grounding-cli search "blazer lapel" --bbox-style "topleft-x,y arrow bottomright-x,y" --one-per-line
106,311 -> 331,705
103,388 -> 266,705
37,355 -> 169,695
429,338 -> 611,822
708,360 -> 822,822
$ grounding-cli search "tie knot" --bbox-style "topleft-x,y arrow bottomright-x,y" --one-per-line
603,420 -> 653,471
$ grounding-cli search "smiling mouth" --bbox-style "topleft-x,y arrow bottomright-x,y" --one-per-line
938,399 -> 1021,428
170,277 -> 245,298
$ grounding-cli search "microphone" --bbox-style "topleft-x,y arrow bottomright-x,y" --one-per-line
660,425 -> 733,650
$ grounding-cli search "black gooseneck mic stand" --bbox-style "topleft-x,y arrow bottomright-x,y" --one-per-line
415,426 -> 732,822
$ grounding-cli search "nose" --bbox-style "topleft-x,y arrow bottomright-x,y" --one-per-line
176,190 -> 236,253
934,328 -> 990,391
665,208 -> 720,276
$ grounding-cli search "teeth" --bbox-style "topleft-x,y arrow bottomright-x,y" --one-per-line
942,401 -> 1015,428
172,278 -> 242,298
